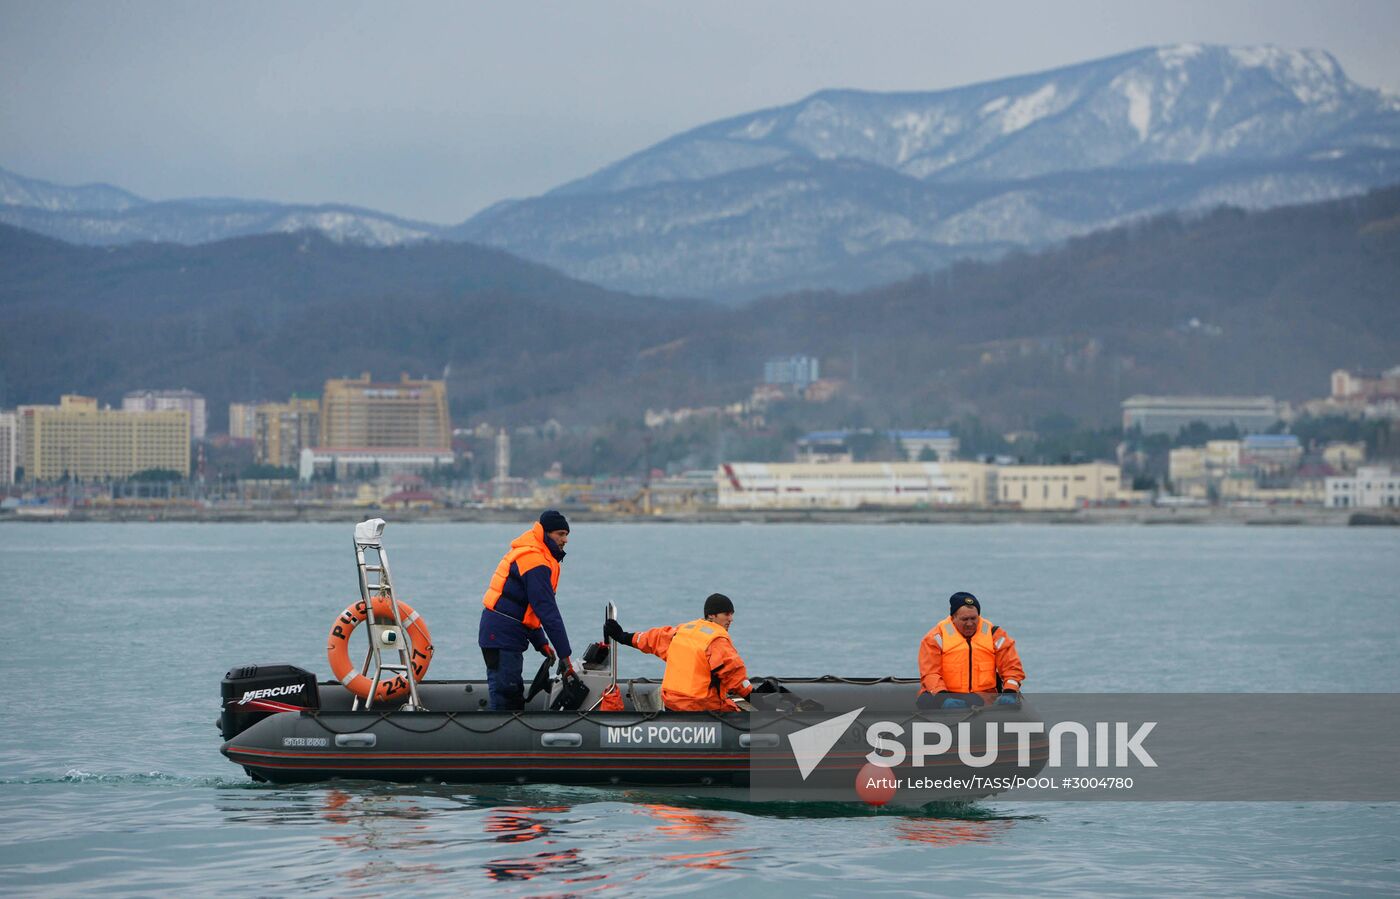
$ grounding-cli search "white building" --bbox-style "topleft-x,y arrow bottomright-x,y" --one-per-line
763,356 -> 820,390
0,412 -> 16,486
1325,466 -> 1400,509
299,447 -> 455,482
795,429 -> 960,463
124,389 -> 208,440
717,461 -> 993,509
1121,395 -> 1283,436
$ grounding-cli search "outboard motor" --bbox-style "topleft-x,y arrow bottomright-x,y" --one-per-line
219,663 -> 320,740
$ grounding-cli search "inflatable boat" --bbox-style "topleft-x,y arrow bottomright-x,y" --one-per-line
219,669 -> 1045,794
217,520 -> 1047,799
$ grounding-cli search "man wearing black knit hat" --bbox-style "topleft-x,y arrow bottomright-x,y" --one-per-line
604,593 -> 755,712
478,510 -> 575,710
916,591 -> 1026,710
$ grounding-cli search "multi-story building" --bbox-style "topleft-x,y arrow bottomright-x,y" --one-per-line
1331,367 -> 1400,403
1239,434 -> 1303,474
1168,446 -> 1208,497
795,429 -> 960,464
1218,477 -> 1324,505
20,395 -> 189,481
717,461 -> 994,509
122,389 -> 207,441
254,397 -> 321,468
1121,395 -> 1283,436
1325,466 -> 1400,509
298,447 -> 455,482
1300,367 -> 1400,420
763,356 -> 820,391
1322,442 -> 1367,473
994,462 -> 1122,510
228,402 -> 259,440
894,430 -> 960,462
0,412 -> 16,486
319,373 -> 451,450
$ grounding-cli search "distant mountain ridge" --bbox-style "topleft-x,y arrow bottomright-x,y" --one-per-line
0,165 -> 444,246
454,44 -> 1400,298
6,44 -> 1400,300
550,45 -> 1397,194
0,167 -> 145,212
2,186 -> 1397,437
0,223 -> 709,429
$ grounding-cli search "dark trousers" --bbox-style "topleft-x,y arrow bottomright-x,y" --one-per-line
482,647 -> 525,710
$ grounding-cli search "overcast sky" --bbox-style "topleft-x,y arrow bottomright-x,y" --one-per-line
2,1 -> 1398,223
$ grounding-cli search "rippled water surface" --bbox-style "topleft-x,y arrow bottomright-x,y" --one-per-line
2,522 -> 1398,895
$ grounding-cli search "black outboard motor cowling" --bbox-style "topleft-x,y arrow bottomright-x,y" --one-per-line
220,663 -> 320,740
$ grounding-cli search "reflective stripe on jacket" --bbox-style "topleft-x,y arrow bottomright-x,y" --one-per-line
917,616 -> 1025,694
482,523 -> 560,629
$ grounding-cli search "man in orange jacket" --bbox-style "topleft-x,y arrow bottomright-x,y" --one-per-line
604,593 -> 754,712
917,591 -> 1025,710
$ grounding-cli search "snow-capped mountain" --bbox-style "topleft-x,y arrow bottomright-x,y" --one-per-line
455,44 -> 1400,299
0,166 -> 442,247
7,44 -> 1399,298
0,167 -> 146,212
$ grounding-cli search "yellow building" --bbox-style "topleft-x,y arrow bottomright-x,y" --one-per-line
20,395 -> 189,481
319,373 -> 451,449
995,462 -> 1121,510
1322,442 -> 1366,473
254,397 -> 321,468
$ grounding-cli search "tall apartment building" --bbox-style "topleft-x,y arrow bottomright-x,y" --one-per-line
228,402 -> 259,440
20,395 -> 189,481
319,373 -> 450,449
1121,395 -> 1283,436
122,389 -> 207,440
0,412 -> 16,486
254,397 -> 321,468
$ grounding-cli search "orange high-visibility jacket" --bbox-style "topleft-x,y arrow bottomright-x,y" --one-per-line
918,616 -> 1025,695
632,618 -> 752,711
481,523 -> 560,630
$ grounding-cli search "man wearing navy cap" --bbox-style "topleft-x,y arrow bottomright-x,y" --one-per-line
916,591 -> 1026,710
478,511 -> 575,710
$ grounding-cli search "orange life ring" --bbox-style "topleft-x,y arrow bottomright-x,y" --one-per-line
326,596 -> 434,703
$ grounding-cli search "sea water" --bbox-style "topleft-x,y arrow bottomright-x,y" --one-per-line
1,522 -> 1397,895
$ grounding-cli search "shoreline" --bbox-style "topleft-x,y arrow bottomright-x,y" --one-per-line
4,505 -> 1393,526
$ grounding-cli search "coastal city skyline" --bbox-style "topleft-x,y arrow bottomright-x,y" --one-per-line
4,359 -> 1396,518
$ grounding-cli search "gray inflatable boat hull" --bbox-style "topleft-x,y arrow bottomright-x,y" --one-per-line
221,676 -> 1047,796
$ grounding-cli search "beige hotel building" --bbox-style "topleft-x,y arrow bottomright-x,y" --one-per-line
20,395 -> 190,481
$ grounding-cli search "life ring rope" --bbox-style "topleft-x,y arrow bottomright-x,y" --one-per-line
326,596 -> 434,703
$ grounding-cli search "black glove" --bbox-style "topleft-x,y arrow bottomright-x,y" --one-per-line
751,678 -> 780,694
557,656 -> 575,676
603,618 -> 634,647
